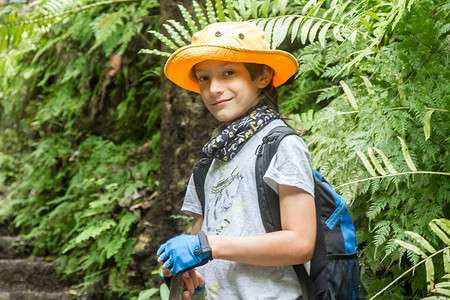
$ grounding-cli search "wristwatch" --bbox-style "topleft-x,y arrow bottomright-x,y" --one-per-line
196,230 -> 212,256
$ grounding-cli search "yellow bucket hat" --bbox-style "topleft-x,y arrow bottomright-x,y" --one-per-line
164,21 -> 299,93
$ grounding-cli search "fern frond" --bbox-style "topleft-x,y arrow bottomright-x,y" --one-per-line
309,20 -> 323,44
290,16 -> 304,43
193,0 -> 208,28
205,0 -> 217,23
147,30 -> 178,51
300,18 -> 314,44
167,20 -> 191,42
138,48 -> 170,57
260,0 -> 270,18
178,4 -> 199,34
163,23 -> 187,48
215,0 -> 226,22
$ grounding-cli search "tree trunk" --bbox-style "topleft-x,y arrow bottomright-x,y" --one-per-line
134,0 -> 216,285
157,0 -> 216,234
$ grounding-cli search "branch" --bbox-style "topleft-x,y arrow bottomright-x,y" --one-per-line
336,171 -> 450,190
0,0 -> 139,28
369,246 -> 450,300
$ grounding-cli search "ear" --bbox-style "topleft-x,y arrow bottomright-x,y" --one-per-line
257,66 -> 274,89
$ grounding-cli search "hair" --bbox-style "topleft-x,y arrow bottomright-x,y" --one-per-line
243,63 -> 279,113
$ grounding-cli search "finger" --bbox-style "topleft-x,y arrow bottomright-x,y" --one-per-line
164,258 -> 173,269
163,267 -> 173,277
193,269 -> 205,288
157,257 -> 164,266
159,251 -> 169,263
182,290 -> 191,300
182,272 -> 194,295
187,269 -> 199,289
157,243 -> 166,255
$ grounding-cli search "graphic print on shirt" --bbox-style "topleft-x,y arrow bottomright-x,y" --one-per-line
206,165 -> 244,235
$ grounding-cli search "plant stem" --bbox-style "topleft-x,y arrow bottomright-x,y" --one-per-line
369,246 -> 450,300
336,171 -> 450,190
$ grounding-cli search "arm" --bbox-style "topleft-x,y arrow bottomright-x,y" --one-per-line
208,184 -> 316,266
190,214 -> 204,235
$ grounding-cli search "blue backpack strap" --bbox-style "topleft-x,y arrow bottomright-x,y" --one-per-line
255,125 -> 316,300
192,157 -> 213,215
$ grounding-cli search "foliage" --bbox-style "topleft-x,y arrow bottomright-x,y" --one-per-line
1,0 -> 449,298
0,0 -> 161,297
143,0 -> 449,298
301,1 -> 449,298
386,218 -> 450,299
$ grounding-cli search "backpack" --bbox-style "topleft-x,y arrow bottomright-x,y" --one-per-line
192,125 -> 363,300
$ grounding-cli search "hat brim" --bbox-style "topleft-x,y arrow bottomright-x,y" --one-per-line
164,44 -> 299,93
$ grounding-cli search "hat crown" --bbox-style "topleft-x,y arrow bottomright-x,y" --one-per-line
192,22 -> 270,50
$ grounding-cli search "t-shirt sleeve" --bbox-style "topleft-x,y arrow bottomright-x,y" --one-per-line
263,135 -> 315,197
181,174 -> 203,216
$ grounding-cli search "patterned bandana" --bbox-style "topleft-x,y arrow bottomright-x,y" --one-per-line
202,107 -> 281,161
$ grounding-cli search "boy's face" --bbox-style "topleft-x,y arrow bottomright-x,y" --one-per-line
194,60 -> 271,123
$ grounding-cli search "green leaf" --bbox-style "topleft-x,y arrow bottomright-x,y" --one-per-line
363,10 -> 380,21
372,147 -> 398,174
340,80 -> 359,110
178,4 -> 199,33
397,136 -> 417,172
436,282 -> 450,289
226,0 -> 237,20
264,18 -> 276,48
359,17 -> 370,29
360,76 -> 374,94
356,150 -> 377,177
430,219 -> 450,245
434,287 -> 450,297
405,231 -> 436,254
138,48 -> 171,57
273,16 -> 295,48
251,0 -> 258,19
300,18 -> 314,44
395,239 -> 427,258
424,109 -> 435,141
368,147 -> 386,175
290,16 -> 304,43
425,257 -> 435,292
332,25 -> 343,41
348,30 -> 357,44
160,283 -> 170,300
215,0 -> 226,22
302,0 -> 317,15
261,0 -> 270,18
147,30 -> 178,51
205,0 -> 217,23
444,248 -> 450,274
318,22 -> 332,48
309,20 -> 322,44
167,20 -> 192,42
163,23 -> 186,47
193,0 -> 208,28
279,0 -> 289,15
137,288 -> 158,300
272,17 -> 286,49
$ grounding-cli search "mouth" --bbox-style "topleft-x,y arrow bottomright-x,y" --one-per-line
213,98 -> 231,106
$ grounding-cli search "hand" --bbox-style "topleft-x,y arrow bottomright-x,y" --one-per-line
157,231 -> 212,275
182,269 -> 205,300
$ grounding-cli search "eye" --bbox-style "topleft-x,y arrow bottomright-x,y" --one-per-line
197,75 -> 209,82
224,70 -> 235,77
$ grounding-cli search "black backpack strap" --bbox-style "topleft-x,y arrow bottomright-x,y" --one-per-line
192,157 -> 213,215
255,125 -> 316,300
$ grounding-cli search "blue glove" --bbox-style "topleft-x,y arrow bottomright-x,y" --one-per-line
157,231 -> 212,275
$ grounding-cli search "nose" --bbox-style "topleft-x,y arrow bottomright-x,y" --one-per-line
209,78 -> 224,95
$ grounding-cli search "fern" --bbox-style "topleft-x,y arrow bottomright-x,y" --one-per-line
371,219 -> 450,299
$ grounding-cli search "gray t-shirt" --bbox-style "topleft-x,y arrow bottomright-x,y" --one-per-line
182,119 -> 315,299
